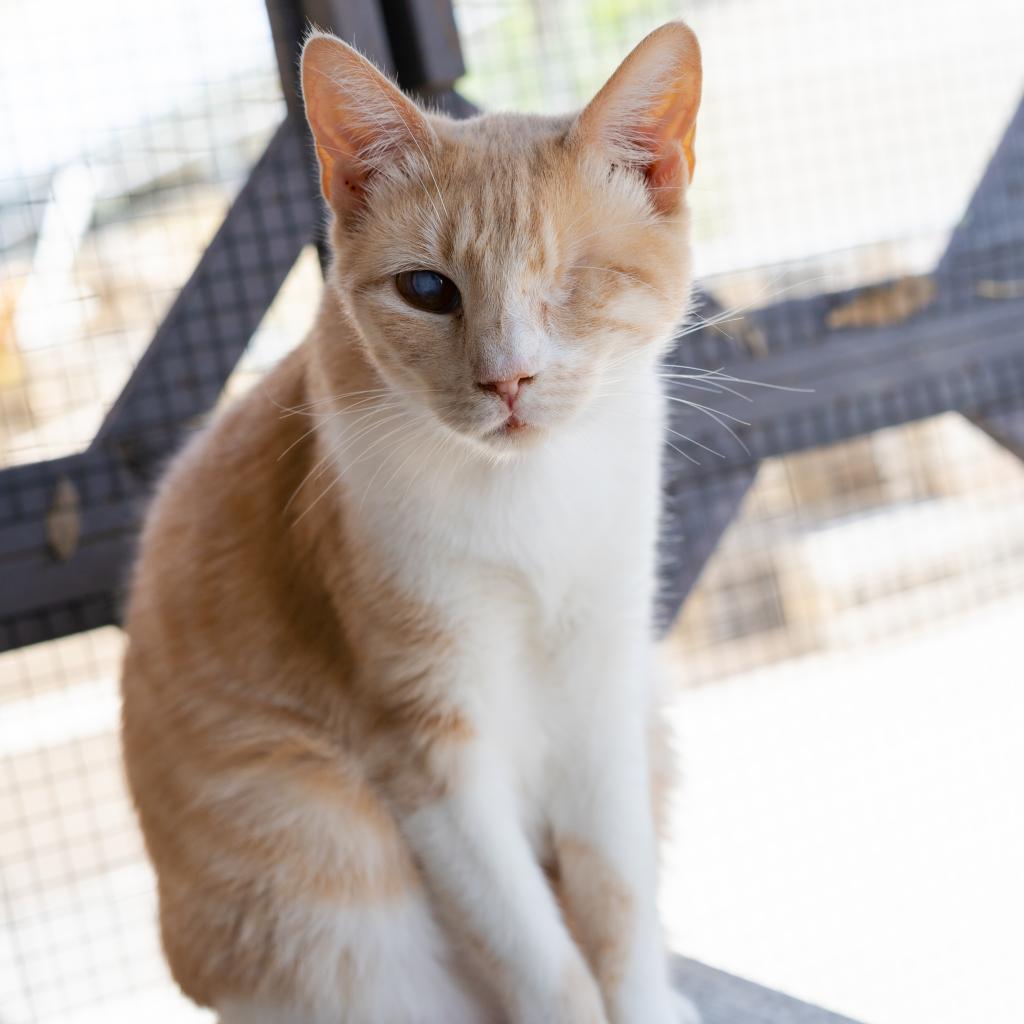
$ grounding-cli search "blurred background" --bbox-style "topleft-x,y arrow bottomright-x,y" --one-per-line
2,1 -> 1023,1022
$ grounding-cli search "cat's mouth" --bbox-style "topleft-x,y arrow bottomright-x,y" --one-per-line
481,412 -> 536,444
499,413 -> 530,434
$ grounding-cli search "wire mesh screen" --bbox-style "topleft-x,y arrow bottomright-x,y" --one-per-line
456,0 -> 1023,286
0,0 -> 308,1019
2,0 -> 1023,1022
0,0 -> 285,468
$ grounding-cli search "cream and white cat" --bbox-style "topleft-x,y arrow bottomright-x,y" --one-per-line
121,21 -> 702,1024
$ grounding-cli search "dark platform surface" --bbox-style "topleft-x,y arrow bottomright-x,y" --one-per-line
673,957 -> 863,1024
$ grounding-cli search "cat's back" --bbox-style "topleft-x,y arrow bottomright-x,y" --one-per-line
121,342 -> 351,736
118,347 -> 436,1011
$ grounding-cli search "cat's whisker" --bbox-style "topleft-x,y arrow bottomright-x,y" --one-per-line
403,428 -> 452,504
356,418 -> 430,515
658,376 -> 744,398
276,398 -> 403,461
601,370 -> 738,400
595,404 -> 708,465
378,415 -> 442,495
674,307 -> 752,338
289,468 -> 343,529
664,397 -> 750,453
278,388 -> 396,414
320,409 -> 412,477
281,387 -> 440,418
663,437 -> 702,466
289,408 -> 415,528
671,270 -> 840,344
659,367 -> 814,394
657,362 -> 727,375
662,394 -> 751,426
600,386 -> 749,454
665,424 -> 725,460
285,408 -> 408,513
557,204 -> 595,240
702,374 -> 813,395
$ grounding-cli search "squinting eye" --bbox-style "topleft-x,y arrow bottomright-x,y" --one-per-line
395,270 -> 461,315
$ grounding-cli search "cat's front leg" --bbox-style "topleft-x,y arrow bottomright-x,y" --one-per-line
375,722 -> 608,1024
551,643 -> 690,1024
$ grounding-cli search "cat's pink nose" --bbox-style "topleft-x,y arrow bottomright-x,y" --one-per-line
478,374 -> 533,408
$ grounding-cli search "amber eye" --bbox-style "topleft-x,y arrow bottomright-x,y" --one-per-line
395,270 -> 461,314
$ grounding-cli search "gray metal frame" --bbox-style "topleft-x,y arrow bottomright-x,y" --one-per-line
672,957 -> 860,1024
1,0 -> 1022,655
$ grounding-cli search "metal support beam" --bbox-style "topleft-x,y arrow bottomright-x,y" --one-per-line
940,94 -> 1024,462
0,120 -> 316,652
95,118 -> 316,459
666,294 -> 1024,480
380,0 -> 466,95
655,93 -> 1024,624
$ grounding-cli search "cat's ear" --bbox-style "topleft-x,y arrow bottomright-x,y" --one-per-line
301,31 -> 433,212
570,21 -> 702,214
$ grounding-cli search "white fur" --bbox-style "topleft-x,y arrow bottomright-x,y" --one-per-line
218,897 -> 496,1023
257,357 -> 689,1024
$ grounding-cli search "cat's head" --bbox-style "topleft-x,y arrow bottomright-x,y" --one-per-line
301,23 -> 701,455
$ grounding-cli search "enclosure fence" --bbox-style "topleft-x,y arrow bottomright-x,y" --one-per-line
2,0 -> 1023,1021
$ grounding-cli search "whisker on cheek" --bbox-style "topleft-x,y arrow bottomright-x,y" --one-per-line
596,405 -> 707,465
357,416 -> 431,514
597,387 -> 743,460
377,414 -> 442,495
277,397 -> 405,463
660,368 -> 813,395
277,386 -> 441,417
285,408 -> 408,514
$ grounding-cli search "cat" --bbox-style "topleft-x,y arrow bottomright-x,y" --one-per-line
121,20 -> 702,1024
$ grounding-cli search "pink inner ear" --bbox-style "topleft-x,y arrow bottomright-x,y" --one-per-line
646,143 -> 688,214
326,162 -> 380,222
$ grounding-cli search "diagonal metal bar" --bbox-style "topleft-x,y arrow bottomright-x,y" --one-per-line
657,93 -> 1024,623
0,0 -> 481,653
938,96 -> 1024,281
0,118 -> 317,652
94,116 -> 317,460
667,294 -> 1024,479
656,293 -> 759,631
940,94 -> 1024,458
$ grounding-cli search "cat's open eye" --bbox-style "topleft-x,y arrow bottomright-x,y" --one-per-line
395,270 -> 461,315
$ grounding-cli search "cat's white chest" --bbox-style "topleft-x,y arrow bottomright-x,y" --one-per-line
337,394 -> 661,618
335,396 -> 662,833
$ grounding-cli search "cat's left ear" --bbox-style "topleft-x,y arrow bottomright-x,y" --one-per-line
570,21 -> 702,214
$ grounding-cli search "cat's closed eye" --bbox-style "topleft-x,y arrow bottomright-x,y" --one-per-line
395,270 -> 462,315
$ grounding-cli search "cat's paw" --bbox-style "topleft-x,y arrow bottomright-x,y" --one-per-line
670,990 -> 702,1024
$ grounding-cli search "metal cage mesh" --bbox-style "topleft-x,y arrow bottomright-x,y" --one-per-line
2,0 -> 1023,1021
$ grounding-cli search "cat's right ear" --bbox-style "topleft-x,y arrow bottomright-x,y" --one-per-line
301,32 -> 433,213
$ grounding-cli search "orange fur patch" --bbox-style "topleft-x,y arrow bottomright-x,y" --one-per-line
552,836 -> 635,1001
